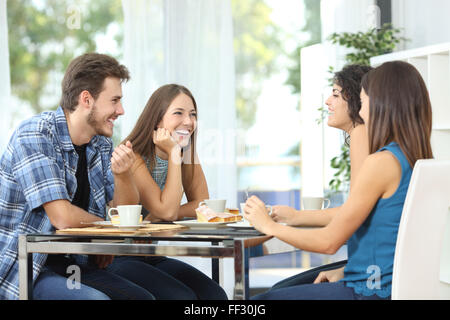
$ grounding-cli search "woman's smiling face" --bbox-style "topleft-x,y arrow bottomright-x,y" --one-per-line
325,84 -> 352,133
158,93 -> 197,148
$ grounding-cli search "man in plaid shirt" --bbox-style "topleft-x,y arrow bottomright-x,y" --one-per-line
0,53 -> 154,300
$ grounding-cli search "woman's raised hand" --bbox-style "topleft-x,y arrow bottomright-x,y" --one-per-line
153,128 -> 178,154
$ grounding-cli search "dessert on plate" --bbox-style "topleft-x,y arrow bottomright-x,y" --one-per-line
196,205 -> 242,223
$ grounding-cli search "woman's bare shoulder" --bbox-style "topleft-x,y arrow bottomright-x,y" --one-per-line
363,150 -> 401,174
131,153 -> 147,174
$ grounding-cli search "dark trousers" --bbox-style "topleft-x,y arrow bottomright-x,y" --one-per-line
271,259 -> 348,290
106,256 -> 228,300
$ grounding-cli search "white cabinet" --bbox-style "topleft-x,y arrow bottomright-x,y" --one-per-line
371,43 -> 450,160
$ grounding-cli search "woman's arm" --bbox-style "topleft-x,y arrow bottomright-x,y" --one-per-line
132,152 -> 184,221
271,125 -> 369,227
178,163 -> 209,219
244,151 -> 401,254
271,205 -> 339,227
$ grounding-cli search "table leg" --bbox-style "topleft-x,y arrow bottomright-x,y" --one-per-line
18,235 -> 33,300
211,241 -> 219,283
233,239 -> 246,300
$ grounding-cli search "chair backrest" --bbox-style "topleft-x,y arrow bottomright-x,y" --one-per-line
392,159 -> 450,299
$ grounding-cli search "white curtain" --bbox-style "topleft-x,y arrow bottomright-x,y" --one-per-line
0,0 -> 12,152
121,0 -> 237,207
121,0 -> 237,298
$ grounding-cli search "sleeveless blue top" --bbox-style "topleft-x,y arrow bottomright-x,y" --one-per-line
340,142 -> 412,298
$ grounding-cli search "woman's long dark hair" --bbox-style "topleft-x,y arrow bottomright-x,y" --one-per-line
124,84 -> 197,172
361,61 -> 433,167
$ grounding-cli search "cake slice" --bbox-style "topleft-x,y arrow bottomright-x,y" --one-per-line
225,208 -> 240,215
196,205 -> 242,223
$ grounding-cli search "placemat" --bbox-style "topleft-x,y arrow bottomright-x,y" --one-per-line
57,223 -> 186,235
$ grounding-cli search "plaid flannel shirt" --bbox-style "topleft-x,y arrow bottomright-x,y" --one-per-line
0,107 -> 114,300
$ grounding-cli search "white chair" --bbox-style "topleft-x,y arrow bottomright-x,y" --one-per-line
392,159 -> 450,299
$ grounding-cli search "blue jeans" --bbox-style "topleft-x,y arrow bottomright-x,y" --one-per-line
252,282 -> 390,300
33,255 -> 155,300
271,260 -> 348,290
106,256 -> 228,300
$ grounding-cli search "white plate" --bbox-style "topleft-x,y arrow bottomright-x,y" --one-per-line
227,220 -> 253,228
173,220 -> 232,229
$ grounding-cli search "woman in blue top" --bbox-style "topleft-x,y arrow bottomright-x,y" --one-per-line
107,84 -> 227,300
246,60 -> 433,300
269,64 -> 372,289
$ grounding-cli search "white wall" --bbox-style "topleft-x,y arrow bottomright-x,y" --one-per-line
300,44 -> 328,197
392,0 -> 450,51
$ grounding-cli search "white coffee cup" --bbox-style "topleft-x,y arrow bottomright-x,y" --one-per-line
108,205 -> 142,226
199,199 -> 226,213
240,202 -> 272,226
301,197 -> 330,210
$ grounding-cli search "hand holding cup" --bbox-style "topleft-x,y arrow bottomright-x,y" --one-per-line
243,196 -> 274,234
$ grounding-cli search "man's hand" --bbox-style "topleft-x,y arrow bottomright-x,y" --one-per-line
111,140 -> 135,175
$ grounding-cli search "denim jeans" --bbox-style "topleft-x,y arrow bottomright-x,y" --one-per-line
271,260 -> 348,290
252,282 -> 390,300
33,255 -> 155,300
106,256 -> 228,300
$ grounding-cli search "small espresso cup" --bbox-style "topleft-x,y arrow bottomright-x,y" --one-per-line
108,205 -> 142,226
199,199 -> 226,213
301,197 -> 330,210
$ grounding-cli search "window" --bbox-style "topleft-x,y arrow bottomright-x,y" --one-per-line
6,0 -> 124,145
232,0 -> 320,209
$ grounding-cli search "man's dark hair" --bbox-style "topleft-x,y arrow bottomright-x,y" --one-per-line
60,53 -> 130,112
